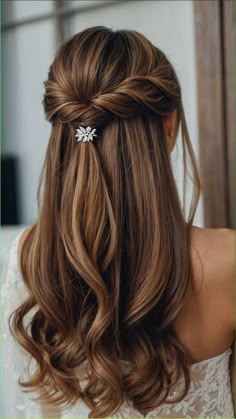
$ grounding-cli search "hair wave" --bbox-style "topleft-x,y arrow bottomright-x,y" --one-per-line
10,26 -> 200,417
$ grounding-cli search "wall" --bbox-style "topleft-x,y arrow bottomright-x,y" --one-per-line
2,0 -> 56,224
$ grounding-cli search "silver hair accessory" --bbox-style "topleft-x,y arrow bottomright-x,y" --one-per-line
75,126 -> 97,143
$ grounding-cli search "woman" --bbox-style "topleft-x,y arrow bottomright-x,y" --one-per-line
2,26 -> 235,418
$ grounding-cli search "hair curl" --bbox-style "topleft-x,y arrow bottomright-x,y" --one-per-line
10,26 -> 200,417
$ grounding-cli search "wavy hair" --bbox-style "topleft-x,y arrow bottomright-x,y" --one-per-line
10,26 -> 201,417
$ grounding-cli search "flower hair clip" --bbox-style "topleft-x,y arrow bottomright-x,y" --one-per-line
75,126 -> 97,143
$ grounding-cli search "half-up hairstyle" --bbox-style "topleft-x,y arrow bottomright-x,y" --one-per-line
10,26 -> 201,417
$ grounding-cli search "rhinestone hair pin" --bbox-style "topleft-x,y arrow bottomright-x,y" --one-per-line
75,126 -> 97,143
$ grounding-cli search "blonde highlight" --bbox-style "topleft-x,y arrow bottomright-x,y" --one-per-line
10,26 -> 201,417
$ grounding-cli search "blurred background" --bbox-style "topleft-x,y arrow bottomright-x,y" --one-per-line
1,0 -> 235,256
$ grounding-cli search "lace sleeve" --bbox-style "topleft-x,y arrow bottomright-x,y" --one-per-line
1,230 -> 42,418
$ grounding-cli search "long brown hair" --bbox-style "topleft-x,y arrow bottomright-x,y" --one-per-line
10,26 -> 200,417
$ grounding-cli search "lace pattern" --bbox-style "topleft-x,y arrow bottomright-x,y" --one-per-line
1,230 -> 235,418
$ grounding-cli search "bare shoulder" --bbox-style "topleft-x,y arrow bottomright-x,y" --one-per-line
189,225 -> 235,272
190,223 -> 234,249
189,225 -> 235,330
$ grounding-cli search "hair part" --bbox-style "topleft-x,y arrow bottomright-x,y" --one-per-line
10,26 -> 200,417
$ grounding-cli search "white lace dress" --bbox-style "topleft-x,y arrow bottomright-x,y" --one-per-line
1,230 -> 235,418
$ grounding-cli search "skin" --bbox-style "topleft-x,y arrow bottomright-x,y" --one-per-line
163,109 -> 178,153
